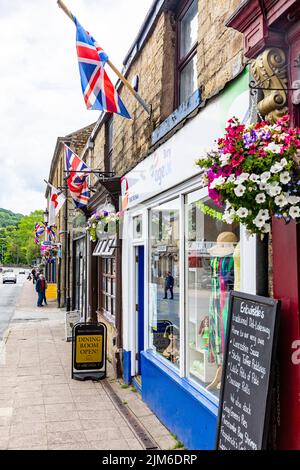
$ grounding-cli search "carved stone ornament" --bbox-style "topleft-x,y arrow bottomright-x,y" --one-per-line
250,48 -> 288,123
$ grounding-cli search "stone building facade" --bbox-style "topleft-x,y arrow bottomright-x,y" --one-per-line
45,123 -> 94,310
45,0 -> 300,450
82,0 -> 251,450
93,0 -> 245,178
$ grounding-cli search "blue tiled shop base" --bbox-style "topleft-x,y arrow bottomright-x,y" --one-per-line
123,350 -> 131,385
141,350 -> 218,450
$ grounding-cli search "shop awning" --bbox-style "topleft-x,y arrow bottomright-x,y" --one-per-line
92,237 -> 116,257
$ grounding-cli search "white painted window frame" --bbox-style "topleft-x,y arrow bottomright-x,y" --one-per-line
125,175 -> 256,383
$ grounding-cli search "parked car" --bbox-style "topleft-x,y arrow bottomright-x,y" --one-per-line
2,269 -> 17,284
19,269 -> 26,274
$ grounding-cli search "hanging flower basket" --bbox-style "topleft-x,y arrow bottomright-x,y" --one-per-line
196,115 -> 300,236
87,210 -> 123,241
86,210 -> 109,242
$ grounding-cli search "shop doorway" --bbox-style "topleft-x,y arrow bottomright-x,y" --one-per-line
73,237 -> 86,317
135,246 -> 145,384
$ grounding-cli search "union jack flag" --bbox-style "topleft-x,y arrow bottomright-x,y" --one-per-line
65,145 -> 91,209
34,222 -> 46,245
75,17 -> 131,119
46,225 -> 56,242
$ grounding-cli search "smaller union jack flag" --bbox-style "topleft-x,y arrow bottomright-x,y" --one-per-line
75,17 -> 131,119
34,222 -> 46,245
65,145 -> 91,209
46,225 -> 56,242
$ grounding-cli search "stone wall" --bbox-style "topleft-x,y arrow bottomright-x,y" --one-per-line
47,124 -> 94,307
90,1 -> 245,178
198,0 -> 244,101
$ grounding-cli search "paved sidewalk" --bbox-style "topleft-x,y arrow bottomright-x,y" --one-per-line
0,281 -> 177,450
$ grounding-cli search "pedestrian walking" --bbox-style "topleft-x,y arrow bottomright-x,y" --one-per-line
35,273 -> 47,307
31,268 -> 37,284
163,271 -> 174,300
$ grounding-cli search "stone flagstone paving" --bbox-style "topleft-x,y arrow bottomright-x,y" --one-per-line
0,282 -> 177,450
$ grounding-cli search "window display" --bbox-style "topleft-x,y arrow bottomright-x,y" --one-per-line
149,199 -> 180,368
186,191 -> 240,396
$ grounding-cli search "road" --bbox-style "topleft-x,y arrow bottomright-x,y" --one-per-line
0,267 -> 26,340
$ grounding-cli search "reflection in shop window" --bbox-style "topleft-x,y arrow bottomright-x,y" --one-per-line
186,191 -> 240,396
149,199 -> 180,368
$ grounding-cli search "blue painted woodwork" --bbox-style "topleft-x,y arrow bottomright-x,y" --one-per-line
141,350 -> 218,450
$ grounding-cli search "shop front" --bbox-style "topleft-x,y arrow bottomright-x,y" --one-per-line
72,213 -> 88,318
41,241 -> 60,303
121,71 -> 258,449
86,180 -> 123,378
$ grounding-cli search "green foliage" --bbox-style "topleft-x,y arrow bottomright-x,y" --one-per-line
0,208 -> 23,228
0,209 -> 43,266
195,201 -> 223,221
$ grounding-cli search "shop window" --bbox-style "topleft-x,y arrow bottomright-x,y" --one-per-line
149,198 -> 180,368
185,190 -> 240,396
176,0 -> 198,106
133,215 -> 143,239
101,257 -> 116,321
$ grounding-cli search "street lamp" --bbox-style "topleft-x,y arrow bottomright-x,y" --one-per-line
43,208 -> 49,225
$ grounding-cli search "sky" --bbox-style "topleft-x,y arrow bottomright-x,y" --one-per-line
0,0 -> 153,215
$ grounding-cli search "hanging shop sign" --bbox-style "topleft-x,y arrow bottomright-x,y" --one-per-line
216,291 -> 280,450
72,322 -> 107,381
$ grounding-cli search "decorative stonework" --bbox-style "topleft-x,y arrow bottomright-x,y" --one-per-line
250,47 -> 288,123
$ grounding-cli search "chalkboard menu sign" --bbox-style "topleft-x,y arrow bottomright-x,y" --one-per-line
216,291 -> 280,450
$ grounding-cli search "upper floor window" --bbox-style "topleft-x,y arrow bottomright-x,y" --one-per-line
105,117 -> 113,173
177,0 -> 198,106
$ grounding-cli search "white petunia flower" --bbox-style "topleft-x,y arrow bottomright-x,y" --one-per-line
261,171 -> 271,182
280,158 -> 288,167
258,209 -> 270,220
235,173 -> 250,184
234,185 -> 246,197
200,174 -> 209,186
223,212 -> 234,224
227,174 -> 236,183
220,153 -> 231,166
279,171 -> 291,184
261,223 -> 271,233
265,142 -> 282,153
275,194 -> 288,208
289,206 -> 300,219
253,214 -> 266,229
210,176 -> 226,189
259,182 -> 267,190
270,162 -> 283,173
266,183 -> 282,197
288,195 -> 300,205
236,207 -> 249,218
255,193 -> 266,204
249,174 -> 260,183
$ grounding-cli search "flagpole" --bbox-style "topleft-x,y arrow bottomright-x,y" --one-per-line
57,0 -> 151,115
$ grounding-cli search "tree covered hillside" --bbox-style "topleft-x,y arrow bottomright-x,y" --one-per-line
0,209 -> 43,265
0,208 -> 24,228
